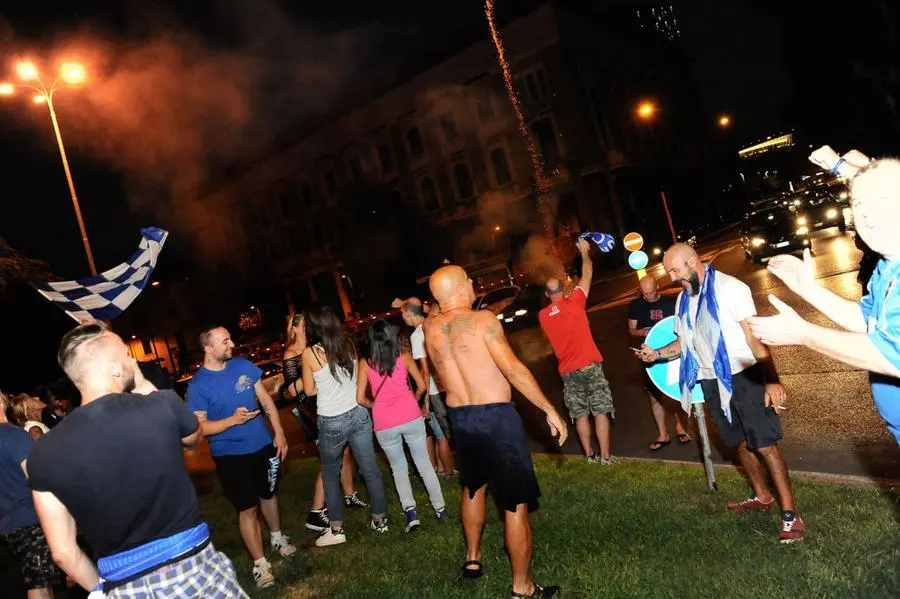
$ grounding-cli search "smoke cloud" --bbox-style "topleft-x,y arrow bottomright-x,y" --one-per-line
1,0 -> 400,266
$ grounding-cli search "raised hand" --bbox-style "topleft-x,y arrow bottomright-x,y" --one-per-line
747,295 -> 809,346
767,249 -> 816,297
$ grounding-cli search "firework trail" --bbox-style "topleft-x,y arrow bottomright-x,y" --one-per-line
484,0 -> 560,261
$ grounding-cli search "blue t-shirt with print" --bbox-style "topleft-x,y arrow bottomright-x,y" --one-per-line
0,424 -> 38,534
187,358 -> 272,457
859,257 -> 900,446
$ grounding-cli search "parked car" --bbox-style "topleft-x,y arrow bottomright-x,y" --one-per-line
495,284 -> 545,331
473,285 -> 520,314
741,206 -> 811,264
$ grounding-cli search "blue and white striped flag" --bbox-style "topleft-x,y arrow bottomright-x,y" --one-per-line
32,227 -> 168,322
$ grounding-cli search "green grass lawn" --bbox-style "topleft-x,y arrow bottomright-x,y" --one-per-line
198,456 -> 900,599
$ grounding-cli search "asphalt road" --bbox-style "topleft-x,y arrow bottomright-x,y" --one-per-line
507,228 -> 900,481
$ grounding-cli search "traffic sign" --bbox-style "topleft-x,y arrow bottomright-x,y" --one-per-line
644,315 -> 705,404
627,250 -> 649,270
623,232 -> 644,252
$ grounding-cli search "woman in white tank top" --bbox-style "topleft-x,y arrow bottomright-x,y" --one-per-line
301,307 -> 389,546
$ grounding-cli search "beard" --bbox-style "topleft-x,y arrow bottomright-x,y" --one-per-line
681,271 -> 701,296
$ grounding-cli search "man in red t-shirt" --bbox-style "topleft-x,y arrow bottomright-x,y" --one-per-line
538,239 -> 617,464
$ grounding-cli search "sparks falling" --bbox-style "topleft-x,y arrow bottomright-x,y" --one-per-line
485,0 -> 561,261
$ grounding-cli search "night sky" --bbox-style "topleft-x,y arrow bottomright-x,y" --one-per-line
0,0 -> 794,277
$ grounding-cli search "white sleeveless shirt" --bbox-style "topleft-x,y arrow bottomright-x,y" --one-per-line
311,347 -> 358,417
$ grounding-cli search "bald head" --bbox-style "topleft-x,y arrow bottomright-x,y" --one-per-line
638,275 -> 659,301
849,158 -> 900,256
545,277 -> 564,299
429,265 -> 475,309
58,322 -> 136,393
663,243 -> 703,296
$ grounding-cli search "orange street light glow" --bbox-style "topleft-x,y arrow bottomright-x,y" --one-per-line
0,83 -> 13,95
494,225 -> 502,232
33,94 -> 46,104
637,101 -> 657,120
16,61 -> 38,81
719,114 -> 731,127
61,62 -> 86,84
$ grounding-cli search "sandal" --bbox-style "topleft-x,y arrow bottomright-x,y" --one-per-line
677,433 -> 692,444
649,439 -> 671,451
461,560 -> 483,579
511,583 -> 561,598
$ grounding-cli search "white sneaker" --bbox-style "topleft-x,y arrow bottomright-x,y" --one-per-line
252,561 -> 275,589
271,534 -> 297,557
314,527 -> 347,547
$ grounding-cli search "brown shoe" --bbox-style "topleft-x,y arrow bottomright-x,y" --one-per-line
727,496 -> 775,512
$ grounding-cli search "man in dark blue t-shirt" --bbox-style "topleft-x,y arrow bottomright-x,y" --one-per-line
627,276 -> 691,451
187,326 -> 293,590
0,392 -> 63,598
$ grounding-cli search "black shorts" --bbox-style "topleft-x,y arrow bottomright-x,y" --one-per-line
213,444 -> 281,512
0,524 -> 63,590
449,402 -> 540,512
700,364 -> 783,450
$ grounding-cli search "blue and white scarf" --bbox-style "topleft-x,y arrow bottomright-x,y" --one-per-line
678,265 -> 734,422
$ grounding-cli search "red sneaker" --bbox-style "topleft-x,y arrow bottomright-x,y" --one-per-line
726,496 -> 776,512
779,515 -> 805,544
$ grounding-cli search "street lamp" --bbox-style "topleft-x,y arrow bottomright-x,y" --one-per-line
0,60 -> 96,274
718,114 -> 731,128
636,100 -> 657,121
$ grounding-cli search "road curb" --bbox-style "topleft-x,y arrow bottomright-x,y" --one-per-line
590,455 -> 900,489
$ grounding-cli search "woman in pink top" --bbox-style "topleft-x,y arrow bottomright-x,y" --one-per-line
357,319 -> 446,532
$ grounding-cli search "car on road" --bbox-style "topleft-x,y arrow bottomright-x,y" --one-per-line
495,284 -> 545,331
473,285 -> 520,315
796,189 -> 847,233
741,205 -> 811,264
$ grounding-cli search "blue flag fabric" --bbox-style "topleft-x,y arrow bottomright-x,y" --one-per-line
32,227 -> 168,322
578,232 -> 616,252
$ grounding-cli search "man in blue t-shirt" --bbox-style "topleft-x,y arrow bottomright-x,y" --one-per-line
749,146 -> 900,445
187,326 -> 294,589
0,392 -> 63,597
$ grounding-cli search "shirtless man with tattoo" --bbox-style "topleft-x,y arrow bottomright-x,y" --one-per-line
424,265 -> 567,599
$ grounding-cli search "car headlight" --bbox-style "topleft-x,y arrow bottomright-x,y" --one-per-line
514,309 -> 527,316
751,237 -> 766,247
796,216 -> 807,225
839,191 -> 848,200
826,208 -> 838,219
496,313 -> 503,320
796,226 -> 809,235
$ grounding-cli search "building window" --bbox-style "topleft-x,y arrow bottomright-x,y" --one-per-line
531,117 -> 560,170
516,67 -> 551,102
299,181 -> 313,208
312,223 -> 326,247
490,148 -> 512,186
275,181 -> 296,219
440,115 -> 458,142
349,157 -> 364,182
407,127 -> 424,157
140,338 -> 153,355
324,170 -> 337,195
476,95 -> 496,123
377,142 -> 394,173
454,164 -> 475,199
420,177 -> 439,212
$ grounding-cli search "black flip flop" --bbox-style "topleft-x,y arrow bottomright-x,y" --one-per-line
649,440 -> 671,451
677,433 -> 693,444
511,583 -> 561,598
461,560 -> 483,579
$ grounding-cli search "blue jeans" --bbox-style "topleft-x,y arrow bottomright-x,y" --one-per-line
375,417 -> 445,512
318,406 -> 387,524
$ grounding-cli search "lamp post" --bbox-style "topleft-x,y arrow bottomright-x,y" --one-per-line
1,60 -> 96,274
634,100 -> 678,244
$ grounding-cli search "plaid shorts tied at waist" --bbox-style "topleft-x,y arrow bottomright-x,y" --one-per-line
103,543 -> 248,599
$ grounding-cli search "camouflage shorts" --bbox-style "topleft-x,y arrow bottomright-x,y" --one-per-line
0,524 -> 63,590
561,363 -> 615,419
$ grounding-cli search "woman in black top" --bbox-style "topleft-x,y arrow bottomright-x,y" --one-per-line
284,313 -> 366,532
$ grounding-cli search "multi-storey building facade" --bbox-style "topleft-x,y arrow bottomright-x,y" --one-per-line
177,0 -> 708,313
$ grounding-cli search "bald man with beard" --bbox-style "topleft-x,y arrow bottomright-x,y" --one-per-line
423,265 -> 566,599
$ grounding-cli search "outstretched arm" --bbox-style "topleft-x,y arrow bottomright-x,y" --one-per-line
480,312 -> 568,446
577,238 -> 593,297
